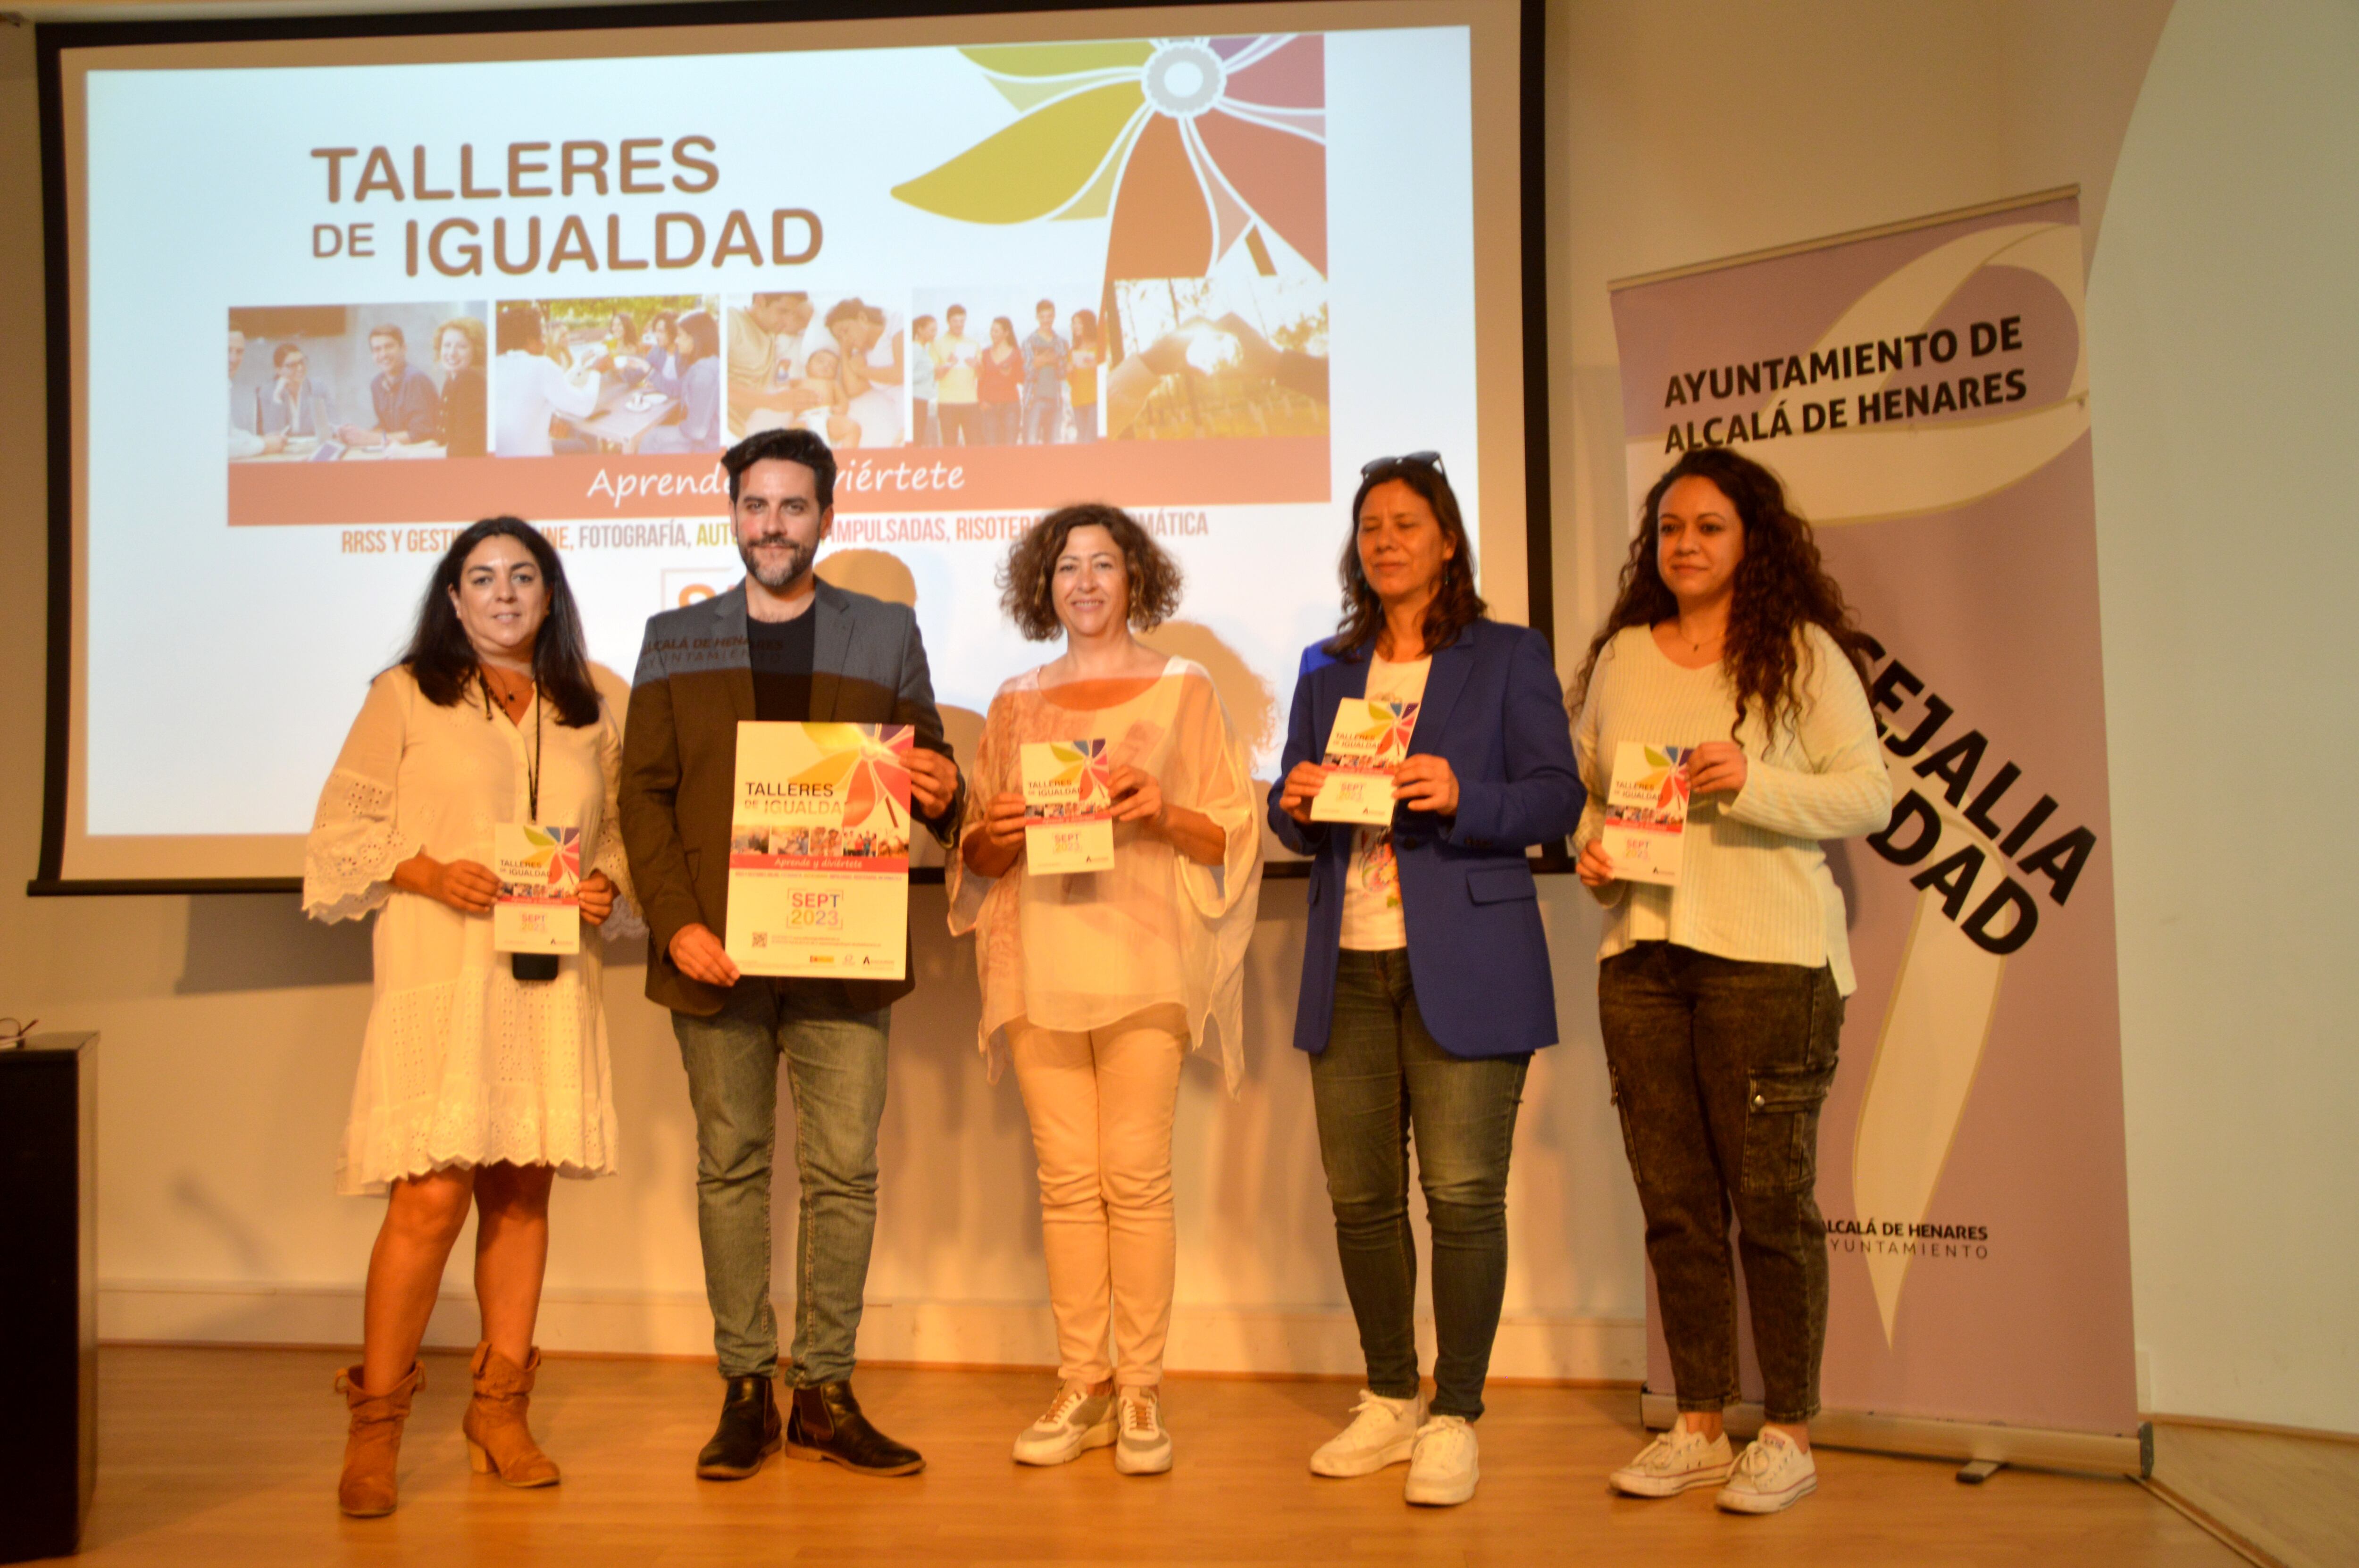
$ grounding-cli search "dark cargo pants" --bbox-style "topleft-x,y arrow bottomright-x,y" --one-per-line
1599,941 -> 1840,1425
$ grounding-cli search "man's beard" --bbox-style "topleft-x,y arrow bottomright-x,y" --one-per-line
738,532 -> 813,591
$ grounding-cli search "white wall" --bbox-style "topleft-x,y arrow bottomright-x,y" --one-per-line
3,0 -> 2353,1433
2086,0 -> 2359,1435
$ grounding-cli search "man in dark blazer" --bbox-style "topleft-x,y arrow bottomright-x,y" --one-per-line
620,427 -> 963,1482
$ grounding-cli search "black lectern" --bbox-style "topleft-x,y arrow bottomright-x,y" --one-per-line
0,1033 -> 97,1562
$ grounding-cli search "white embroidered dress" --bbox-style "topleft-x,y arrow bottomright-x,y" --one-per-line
304,666 -> 637,1195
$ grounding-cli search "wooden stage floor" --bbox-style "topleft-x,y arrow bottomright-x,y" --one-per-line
38,1344 -> 2236,1566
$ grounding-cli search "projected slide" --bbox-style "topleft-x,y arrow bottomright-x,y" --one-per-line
62,11 -> 1514,879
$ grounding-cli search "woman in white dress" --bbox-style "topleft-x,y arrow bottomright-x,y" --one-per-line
950,504 -> 1262,1477
304,516 -> 635,1517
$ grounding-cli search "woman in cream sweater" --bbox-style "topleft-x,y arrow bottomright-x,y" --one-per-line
1569,447 -> 1891,1516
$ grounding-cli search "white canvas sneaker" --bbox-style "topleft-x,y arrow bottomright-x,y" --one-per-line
1011,1382 -> 1115,1466
1309,1389 -> 1427,1477
1607,1424 -> 1736,1496
1113,1388 -> 1172,1475
1402,1415 -> 1479,1506
1714,1426 -> 1818,1514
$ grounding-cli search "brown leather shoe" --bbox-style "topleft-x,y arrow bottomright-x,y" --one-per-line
462,1342 -> 561,1487
785,1380 -> 924,1476
335,1362 -> 424,1517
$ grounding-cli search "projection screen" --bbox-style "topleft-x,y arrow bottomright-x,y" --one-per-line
34,0 -> 1547,891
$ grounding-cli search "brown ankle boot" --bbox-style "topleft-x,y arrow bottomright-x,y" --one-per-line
461,1342 -> 560,1487
334,1362 -> 424,1517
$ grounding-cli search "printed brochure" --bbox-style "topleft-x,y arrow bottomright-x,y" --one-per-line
1021,738 -> 1116,875
1601,741 -> 1691,886
726,721 -> 912,979
1311,699 -> 1419,826
493,822 -> 582,954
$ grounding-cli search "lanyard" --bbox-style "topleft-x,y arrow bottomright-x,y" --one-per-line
483,667 -> 544,820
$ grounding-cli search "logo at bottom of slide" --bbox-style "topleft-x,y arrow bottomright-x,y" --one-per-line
662,567 -> 728,609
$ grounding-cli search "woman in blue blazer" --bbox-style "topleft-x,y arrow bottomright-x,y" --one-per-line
1270,453 -> 1584,1506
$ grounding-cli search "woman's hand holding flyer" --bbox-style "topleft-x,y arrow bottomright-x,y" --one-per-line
1311,699 -> 1420,826
493,823 -> 583,953
1021,739 -> 1115,874
1598,742 -> 1691,885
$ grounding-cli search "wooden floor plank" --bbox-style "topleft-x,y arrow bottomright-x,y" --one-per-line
2150,1420 -> 2359,1568
31,1345 -> 2236,1567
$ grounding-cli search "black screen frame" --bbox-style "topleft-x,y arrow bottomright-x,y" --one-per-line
29,0 -> 1556,895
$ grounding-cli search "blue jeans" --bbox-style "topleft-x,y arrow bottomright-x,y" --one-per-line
1310,948 -> 1530,1419
673,981 -> 890,1385
1024,391 -> 1064,444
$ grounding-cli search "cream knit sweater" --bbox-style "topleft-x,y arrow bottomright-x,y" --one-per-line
1572,624 -> 1893,995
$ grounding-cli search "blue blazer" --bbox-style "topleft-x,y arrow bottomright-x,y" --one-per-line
1268,620 -> 1585,1059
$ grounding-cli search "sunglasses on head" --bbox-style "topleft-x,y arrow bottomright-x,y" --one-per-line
1360,450 -> 1444,477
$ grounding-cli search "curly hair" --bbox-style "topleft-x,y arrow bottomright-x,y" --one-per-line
1568,447 -> 1873,737
1327,457 -> 1487,658
999,503 -> 1183,642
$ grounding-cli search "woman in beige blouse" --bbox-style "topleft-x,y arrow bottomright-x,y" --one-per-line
951,504 -> 1261,1476
304,517 -> 635,1516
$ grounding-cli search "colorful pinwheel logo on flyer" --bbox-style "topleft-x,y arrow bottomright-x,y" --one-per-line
1323,699 -> 1419,773
730,722 -> 915,873
1606,742 -> 1692,822
494,823 -> 581,904
1021,738 -> 1113,824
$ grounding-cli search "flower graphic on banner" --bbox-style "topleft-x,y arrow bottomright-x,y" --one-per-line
1347,700 -> 1419,763
1638,745 -> 1692,812
890,35 -> 1326,284
1047,738 -> 1113,810
515,824 -> 581,890
790,725 -> 914,831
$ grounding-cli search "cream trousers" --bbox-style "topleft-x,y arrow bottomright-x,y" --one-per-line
1009,1004 -> 1188,1388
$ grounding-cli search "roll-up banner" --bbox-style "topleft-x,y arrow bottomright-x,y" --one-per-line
1607,190 -> 2144,1475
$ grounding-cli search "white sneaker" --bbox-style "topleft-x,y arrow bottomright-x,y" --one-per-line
1402,1415 -> 1479,1506
1715,1426 -> 1818,1513
1011,1382 -> 1114,1466
1113,1387 -> 1172,1475
1607,1424 -> 1735,1496
1309,1389 -> 1427,1477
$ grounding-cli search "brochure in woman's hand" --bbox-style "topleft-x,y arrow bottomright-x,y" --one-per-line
1601,742 -> 1691,885
1312,699 -> 1419,826
1022,739 -> 1115,874
494,823 -> 582,954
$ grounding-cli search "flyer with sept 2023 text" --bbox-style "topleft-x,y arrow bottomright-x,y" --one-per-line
726,721 -> 913,979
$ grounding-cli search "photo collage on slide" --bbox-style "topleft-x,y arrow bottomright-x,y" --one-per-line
226,277 -> 1325,470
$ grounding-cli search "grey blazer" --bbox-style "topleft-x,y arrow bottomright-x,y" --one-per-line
618,579 -> 962,1016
